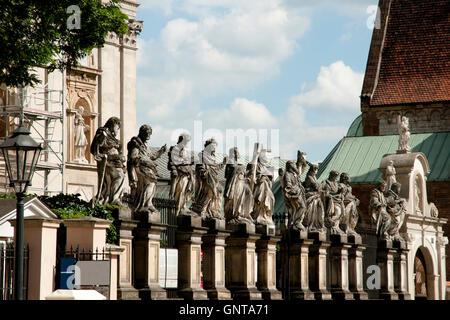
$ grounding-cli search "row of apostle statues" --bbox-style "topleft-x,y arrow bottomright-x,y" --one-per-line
88,117 -> 407,239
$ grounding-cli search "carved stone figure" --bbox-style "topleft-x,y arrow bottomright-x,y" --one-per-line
73,106 -> 89,164
339,173 -> 360,236
127,125 -> 166,213
280,160 -> 307,231
192,138 -> 226,220
414,175 -> 422,214
224,147 -> 254,225
168,133 -> 196,216
397,115 -> 411,153
370,180 -> 391,240
429,202 -> 439,218
90,117 -> 126,205
302,163 -> 326,233
322,170 -> 346,235
384,182 -> 407,241
385,160 -> 397,191
252,149 -> 275,226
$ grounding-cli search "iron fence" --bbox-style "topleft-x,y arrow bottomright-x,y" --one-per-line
0,242 -> 29,300
154,198 -> 177,248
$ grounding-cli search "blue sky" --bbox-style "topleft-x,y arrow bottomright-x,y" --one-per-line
135,0 -> 376,163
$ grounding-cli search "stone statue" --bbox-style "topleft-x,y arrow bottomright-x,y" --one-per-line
384,160 -> 397,191
90,117 -> 126,205
322,170 -> 346,235
192,138 -> 226,220
397,115 -> 411,153
224,147 -> 254,225
429,203 -> 439,218
370,180 -> 391,240
384,182 -> 407,241
252,149 -> 275,226
280,160 -> 307,231
339,173 -> 360,236
127,125 -> 166,213
302,163 -> 326,233
414,175 -> 422,214
168,133 -> 196,216
73,106 -> 89,164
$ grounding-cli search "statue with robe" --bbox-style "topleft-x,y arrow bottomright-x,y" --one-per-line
90,117 -> 126,205
224,147 -> 254,225
397,115 -> 411,153
302,163 -> 326,234
252,149 -> 275,226
384,182 -> 407,241
127,125 -> 166,213
73,106 -> 89,164
168,133 -> 196,216
339,172 -> 360,236
384,160 -> 397,191
322,170 -> 346,235
370,180 -> 391,240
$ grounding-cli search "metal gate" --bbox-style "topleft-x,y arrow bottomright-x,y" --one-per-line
0,242 -> 29,300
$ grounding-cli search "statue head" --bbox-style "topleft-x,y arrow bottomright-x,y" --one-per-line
286,160 -> 299,175
229,147 -> 239,162
104,117 -> 121,137
138,125 -> 152,141
391,182 -> 401,194
204,138 -> 217,154
78,106 -> 85,114
258,149 -> 270,164
177,133 -> 191,147
377,180 -> 387,192
339,172 -> 350,184
307,163 -> 319,176
329,170 -> 339,181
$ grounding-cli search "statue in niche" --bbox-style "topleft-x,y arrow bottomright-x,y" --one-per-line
252,148 -> 275,226
127,125 -> 166,213
73,106 -> 90,164
414,175 -> 422,214
384,182 -> 407,241
397,115 -> 411,153
224,147 -> 254,225
168,133 -> 196,216
90,117 -> 126,205
370,180 -> 391,240
192,138 -> 226,220
302,163 -> 326,233
339,173 -> 360,236
322,170 -> 346,235
280,160 -> 307,231
384,160 -> 397,191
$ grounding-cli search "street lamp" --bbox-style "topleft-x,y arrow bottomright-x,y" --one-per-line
0,124 -> 41,300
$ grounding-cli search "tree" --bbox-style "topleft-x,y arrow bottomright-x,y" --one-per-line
0,0 -> 129,87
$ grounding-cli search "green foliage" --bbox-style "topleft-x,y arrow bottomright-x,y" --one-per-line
39,193 -> 119,244
0,0 -> 129,87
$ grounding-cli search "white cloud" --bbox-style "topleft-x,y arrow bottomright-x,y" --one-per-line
290,61 -> 364,112
139,0 -> 174,15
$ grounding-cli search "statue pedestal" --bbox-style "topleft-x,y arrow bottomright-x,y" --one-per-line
201,219 -> 232,300
282,229 -> 314,300
377,240 -> 399,300
329,234 -> 354,300
255,225 -> 282,300
133,211 -> 167,300
176,215 -> 208,300
393,240 -> 411,300
115,207 -> 139,300
225,223 -> 262,300
308,232 -> 332,300
347,235 -> 368,300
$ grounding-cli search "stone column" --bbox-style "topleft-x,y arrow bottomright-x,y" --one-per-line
133,212 -> 167,300
281,229 -> 314,300
348,235 -> 368,300
105,244 -> 124,300
377,240 -> 399,300
255,225 -> 282,300
114,207 -> 139,300
176,215 -> 208,300
63,216 -> 111,253
329,234 -> 353,300
308,233 -> 332,300
201,219 -> 231,300
393,240 -> 411,300
10,217 -> 60,300
225,223 -> 262,300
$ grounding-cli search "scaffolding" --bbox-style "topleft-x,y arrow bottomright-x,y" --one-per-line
0,71 -> 65,195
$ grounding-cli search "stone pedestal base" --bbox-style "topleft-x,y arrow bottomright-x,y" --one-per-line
393,240 -> 411,300
177,215 -> 208,300
348,235 -> 368,300
117,287 -> 140,300
133,212 -> 167,300
282,229 -> 314,300
225,223 -> 262,300
308,232 -> 332,300
377,240 -> 399,300
202,219 -> 232,300
256,225 -> 282,300
329,234 -> 354,300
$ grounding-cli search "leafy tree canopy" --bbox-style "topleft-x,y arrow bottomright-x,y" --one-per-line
0,0 -> 129,87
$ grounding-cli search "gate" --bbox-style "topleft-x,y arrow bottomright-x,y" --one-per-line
0,242 -> 29,300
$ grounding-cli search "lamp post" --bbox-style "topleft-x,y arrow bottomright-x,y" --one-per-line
0,124 -> 41,300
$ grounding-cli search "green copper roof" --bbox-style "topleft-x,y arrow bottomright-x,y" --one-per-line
317,131 -> 450,184
346,114 -> 363,137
